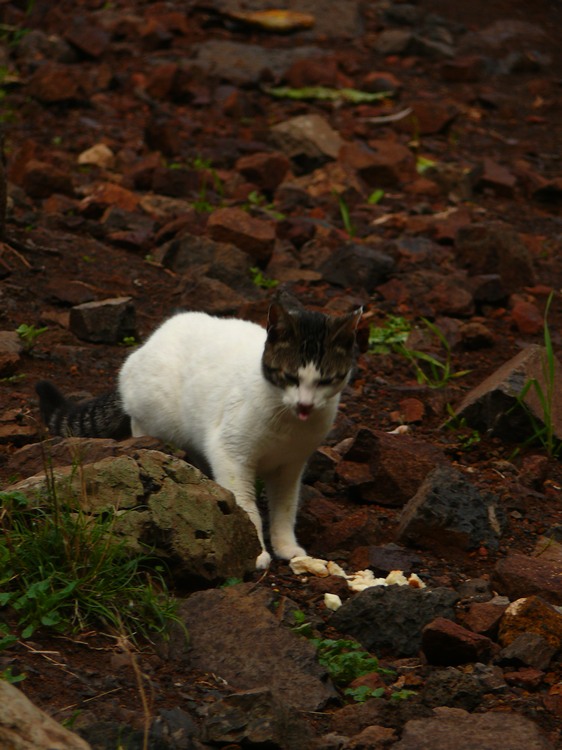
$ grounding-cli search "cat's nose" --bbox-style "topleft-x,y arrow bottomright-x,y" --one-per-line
297,403 -> 313,420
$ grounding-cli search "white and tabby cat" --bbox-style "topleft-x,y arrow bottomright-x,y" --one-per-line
37,297 -> 361,569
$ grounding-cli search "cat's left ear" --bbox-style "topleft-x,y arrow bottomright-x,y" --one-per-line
267,301 -> 297,338
330,307 -> 363,340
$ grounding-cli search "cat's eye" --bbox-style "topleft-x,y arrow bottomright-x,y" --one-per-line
284,373 -> 299,385
318,377 -> 335,386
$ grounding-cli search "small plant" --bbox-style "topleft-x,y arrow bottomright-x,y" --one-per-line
311,637 -> 392,686
249,266 -> 279,289
220,577 -> 243,588
367,189 -> 385,205
444,405 -> 481,451
368,315 -> 411,354
335,193 -> 355,237
120,336 -> 138,347
0,666 -> 26,684
398,318 -> 471,389
16,323 -> 47,351
192,156 -> 224,213
243,190 -> 285,220
344,685 -> 385,702
514,292 -> 561,458
0,487 -> 178,642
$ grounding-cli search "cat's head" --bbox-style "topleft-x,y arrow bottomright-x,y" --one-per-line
262,299 -> 362,420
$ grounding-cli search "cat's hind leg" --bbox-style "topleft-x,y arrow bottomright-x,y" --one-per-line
263,464 -> 306,562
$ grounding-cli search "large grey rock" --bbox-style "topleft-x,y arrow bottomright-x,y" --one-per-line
393,709 -> 555,750
177,584 -> 337,710
421,668 -> 484,711
397,465 -> 505,552
0,680 -> 91,750
455,344 -> 562,443
330,585 -> 459,656
10,450 -> 260,584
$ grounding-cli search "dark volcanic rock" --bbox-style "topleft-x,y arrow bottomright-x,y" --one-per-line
397,465 -> 505,552
330,585 -> 459,656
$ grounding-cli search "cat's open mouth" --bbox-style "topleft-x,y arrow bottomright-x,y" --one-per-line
297,404 -> 313,421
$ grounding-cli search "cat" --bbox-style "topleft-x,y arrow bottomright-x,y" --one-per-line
36,297 -> 361,569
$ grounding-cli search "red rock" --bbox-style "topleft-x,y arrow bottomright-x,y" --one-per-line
422,617 -> 498,665
65,19 -> 109,58
398,397 -> 425,424
396,99 -> 459,135
477,158 -> 517,197
21,160 -> 74,200
79,183 -> 140,216
457,601 -> 506,637
339,140 -> 417,188
510,298 -> 544,335
504,667 -> 544,689
207,207 -> 275,265
27,63 -> 81,103
362,70 -> 402,93
284,56 -> 339,88
440,56 -> 486,82
145,62 -> 178,100
493,557 -> 562,607
236,152 -> 291,193
0,353 -> 20,377
498,595 -> 562,649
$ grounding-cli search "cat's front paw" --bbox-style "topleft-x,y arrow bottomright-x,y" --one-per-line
274,543 -> 307,561
256,550 -> 272,570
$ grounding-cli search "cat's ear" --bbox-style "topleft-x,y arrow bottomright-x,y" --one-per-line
329,307 -> 363,341
267,301 -> 297,338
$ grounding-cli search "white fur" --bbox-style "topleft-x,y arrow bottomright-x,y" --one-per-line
118,312 -> 347,569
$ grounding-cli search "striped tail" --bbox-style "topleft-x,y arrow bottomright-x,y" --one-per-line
35,381 -> 131,440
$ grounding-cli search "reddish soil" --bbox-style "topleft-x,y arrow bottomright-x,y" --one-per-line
1,0 -> 562,747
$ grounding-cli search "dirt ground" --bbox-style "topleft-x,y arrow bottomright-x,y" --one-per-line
1,0 -> 562,747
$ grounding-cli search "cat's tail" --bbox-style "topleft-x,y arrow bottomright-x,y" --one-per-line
35,381 -> 132,440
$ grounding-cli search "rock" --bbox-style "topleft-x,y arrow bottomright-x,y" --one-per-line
345,724 -> 397,749
455,222 -> 535,293
10,450 -> 260,584
80,182 -> 140,216
64,19 -> 109,58
69,296 -> 137,344
441,55 -> 487,82
202,687 -> 311,750
320,243 -> 394,293
348,544 -> 423,576
396,100 -> 458,135
178,273 -> 251,316
510,298 -> 544,335
397,465 -> 505,552
393,709 -> 555,750
336,428 -> 448,507
373,29 -> 413,55
236,151 -> 291,192
492,555 -> 562,606
0,679 -> 91,749
77,143 -> 115,170
498,632 -> 557,671
330,585 -> 459,656
498,595 -> 562,650
330,698 -> 433,737
207,207 -> 275,265
26,62 -> 81,102
456,600 -> 506,637
271,114 -> 344,165
0,330 -> 24,355
454,344 -> 562,443
459,320 -> 495,349
188,40 -> 326,86
339,140 -> 417,188
421,617 -> 498,665
156,232 -> 254,293
420,669 -> 484,711
475,158 -> 517,197
177,584 -> 337,710
21,159 -> 74,199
